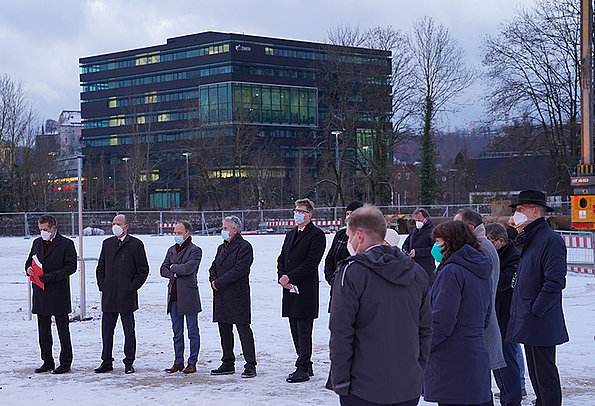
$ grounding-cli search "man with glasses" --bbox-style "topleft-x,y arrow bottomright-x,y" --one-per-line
277,198 -> 326,383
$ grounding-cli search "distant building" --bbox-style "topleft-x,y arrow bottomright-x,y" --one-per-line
58,110 -> 82,155
79,31 -> 391,209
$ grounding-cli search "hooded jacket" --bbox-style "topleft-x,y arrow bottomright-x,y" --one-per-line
329,245 -> 431,404
423,244 -> 493,405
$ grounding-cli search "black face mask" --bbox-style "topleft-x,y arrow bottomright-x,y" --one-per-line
506,225 -> 518,241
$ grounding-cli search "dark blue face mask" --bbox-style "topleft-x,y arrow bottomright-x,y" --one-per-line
431,242 -> 444,263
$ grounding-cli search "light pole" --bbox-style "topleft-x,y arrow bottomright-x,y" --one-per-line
182,152 -> 191,207
122,157 -> 130,209
362,145 -> 370,201
331,130 -> 342,202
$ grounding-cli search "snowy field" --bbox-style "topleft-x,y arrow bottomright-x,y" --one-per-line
0,233 -> 594,405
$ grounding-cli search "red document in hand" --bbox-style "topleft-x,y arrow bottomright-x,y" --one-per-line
30,254 -> 44,290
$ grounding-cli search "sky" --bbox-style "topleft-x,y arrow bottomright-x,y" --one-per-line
0,0 -> 535,130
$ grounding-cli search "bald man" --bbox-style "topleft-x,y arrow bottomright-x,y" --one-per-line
94,215 -> 149,374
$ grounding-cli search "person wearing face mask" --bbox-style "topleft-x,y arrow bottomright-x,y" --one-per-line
25,215 -> 77,374
208,216 -> 257,378
323,201 -> 363,311
506,190 -> 568,406
160,221 -> 202,374
401,208 -> 436,285
485,222 -> 524,405
94,214 -> 149,374
424,220 -> 493,406
328,206 -> 431,406
277,198 -> 326,383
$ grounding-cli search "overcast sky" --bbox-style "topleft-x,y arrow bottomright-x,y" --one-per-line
0,0 -> 534,130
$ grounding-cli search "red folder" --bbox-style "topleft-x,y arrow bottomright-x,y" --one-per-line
30,255 -> 44,290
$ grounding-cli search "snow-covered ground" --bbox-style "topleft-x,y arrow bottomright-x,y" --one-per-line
0,234 -> 594,405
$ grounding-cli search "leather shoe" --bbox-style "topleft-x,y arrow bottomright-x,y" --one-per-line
164,364 -> 184,373
183,364 -> 196,374
241,365 -> 257,378
34,363 -> 54,373
308,366 -> 314,377
94,361 -> 113,373
286,369 -> 310,383
52,365 -> 71,374
210,364 -> 234,375
125,365 -> 135,374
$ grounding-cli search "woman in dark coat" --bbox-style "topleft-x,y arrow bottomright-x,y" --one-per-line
423,220 -> 493,406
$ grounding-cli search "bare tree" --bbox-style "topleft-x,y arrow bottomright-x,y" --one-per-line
408,17 -> 476,204
482,0 -> 580,198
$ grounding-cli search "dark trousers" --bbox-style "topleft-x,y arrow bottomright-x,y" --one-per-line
340,393 -> 419,406
218,322 -> 256,367
288,317 -> 313,372
170,301 -> 200,365
438,402 -> 493,406
493,341 -> 522,406
524,345 -> 562,406
101,311 -> 135,366
37,314 -> 72,367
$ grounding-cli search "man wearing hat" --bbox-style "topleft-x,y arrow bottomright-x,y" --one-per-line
507,190 -> 568,406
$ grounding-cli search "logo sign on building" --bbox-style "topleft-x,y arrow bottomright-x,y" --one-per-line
235,44 -> 252,52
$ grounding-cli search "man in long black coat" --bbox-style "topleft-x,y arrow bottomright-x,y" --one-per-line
25,215 -> 77,374
401,208 -> 435,284
94,214 -> 149,374
277,198 -> 326,383
209,215 -> 256,378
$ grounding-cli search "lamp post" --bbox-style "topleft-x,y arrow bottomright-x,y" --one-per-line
182,152 -> 191,207
331,130 -> 342,202
122,157 -> 130,209
362,145 -> 370,201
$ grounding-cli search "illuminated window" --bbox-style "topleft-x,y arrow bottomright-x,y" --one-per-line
158,113 -> 170,122
145,92 -> 157,104
108,97 -> 117,108
265,47 -> 274,55
137,116 -> 145,124
109,115 -> 126,127
109,135 -> 118,146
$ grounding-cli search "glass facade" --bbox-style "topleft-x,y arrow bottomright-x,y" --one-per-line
200,82 -> 317,126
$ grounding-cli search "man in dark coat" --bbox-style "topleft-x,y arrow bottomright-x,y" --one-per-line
25,215 -> 77,374
277,198 -> 326,383
160,221 -> 202,374
94,214 -> 149,374
323,201 -> 363,310
209,215 -> 256,378
507,190 -> 569,406
486,222 -> 522,406
401,208 -> 435,284
329,206 -> 431,406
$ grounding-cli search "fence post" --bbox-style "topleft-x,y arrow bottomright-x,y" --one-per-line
24,212 -> 30,239
71,212 -> 75,237
159,211 -> 163,235
241,211 -> 245,231
201,212 -> 206,236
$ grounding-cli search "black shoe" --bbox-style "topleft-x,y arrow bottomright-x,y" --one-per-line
286,369 -> 310,383
308,366 -> 314,377
34,363 -> 54,373
94,361 -> 113,373
52,365 -> 71,374
210,364 -> 235,375
125,365 -> 135,374
241,366 -> 257,378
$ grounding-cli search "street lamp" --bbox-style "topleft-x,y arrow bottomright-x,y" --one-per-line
182,152 -> 191,207
122,157 -> 130,209
331,130 -> 342,202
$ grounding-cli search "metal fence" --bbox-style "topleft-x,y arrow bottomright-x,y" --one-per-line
0,203 -> 497,237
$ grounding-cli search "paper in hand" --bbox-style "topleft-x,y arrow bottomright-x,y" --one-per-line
289,284 -> 299,294
30,254 -> 45,290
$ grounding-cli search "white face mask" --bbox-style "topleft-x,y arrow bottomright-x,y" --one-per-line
112,224 -> 124,236
40,230 -> 52,241
415,221 -> 424,230
512,211 -> 528,227
347,234 -> 359,256
294,212 -> 306,225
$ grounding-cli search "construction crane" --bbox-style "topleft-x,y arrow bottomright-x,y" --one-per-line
571,0 -> 595,229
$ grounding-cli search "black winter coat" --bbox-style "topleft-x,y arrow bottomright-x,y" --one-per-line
495,241 -> 520,339
506,218 -> 569,346
25,232 -> 77,315
401,219 -> 436,283
209,234 -> 254,324
96,234 -> 149,313
329,245 -> 431,404
323,228 -> 349,287
277,222 -> 326,319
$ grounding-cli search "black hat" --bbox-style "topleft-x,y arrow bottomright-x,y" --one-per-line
346,201 -> 364,212
508,190 -> 554,212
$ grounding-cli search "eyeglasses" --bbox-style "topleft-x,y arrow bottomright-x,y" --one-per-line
294,209 -> 309,214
